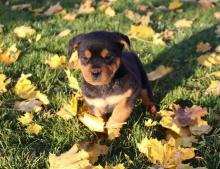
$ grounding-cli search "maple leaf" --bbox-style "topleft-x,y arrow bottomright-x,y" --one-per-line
44,2 -> 63,16
14,73 -> 49,105
79,113 -> 105,132
11,3 -> 32,10
65,69 -> 80,91
137,137 -> 195,168
45,55 -> 67,69
57,95 -> 78,120
78,0 -> 95,14
13,26 -> 36,38
0,44 -> 21,64
26,123 -> 42,135
196,42 -> 211,53
15,99 -> 43,112
147,65 -> 173,81
57,29 -> 71,38
17,112 -> 33,126
168,0 -> 183,10
0,74 -> 11,93
128,25 -> 155,40
206,80 -> 220,95
174,19 -> 193,28
197,53 -> 220,67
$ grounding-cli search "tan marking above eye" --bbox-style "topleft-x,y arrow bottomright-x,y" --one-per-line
84,49 -> 92,59
100,49 -> 109,58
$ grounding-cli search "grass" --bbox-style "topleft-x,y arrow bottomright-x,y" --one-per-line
0,0 -> 220,168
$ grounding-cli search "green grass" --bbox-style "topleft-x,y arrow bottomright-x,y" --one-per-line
0,0 -> 220,168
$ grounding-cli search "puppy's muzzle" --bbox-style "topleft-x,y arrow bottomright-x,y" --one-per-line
91,68 -> 101,80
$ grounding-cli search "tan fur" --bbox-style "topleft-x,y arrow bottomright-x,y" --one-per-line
84,49 -> 92,59
140,89 -> 157,114
100,49 -> 109,58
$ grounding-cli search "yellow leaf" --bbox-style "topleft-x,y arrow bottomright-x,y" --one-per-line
17,112 -> 33,126
197,53 -> 220,67
174,19 -> 193,28
68,50 -> 80,70
79,113 -> 105,132
45,55 -> 67,69
105,7 -> 116,17
35,34 -> 42,42
13,26 -> 36,38
210,71 -> 220,78
144,119 -> 158,127
57,29 -> 71,38
0,44 -> 21,64
65,69 -> 80,91
44,2 -> 63,16
15,99 -> 42,112
214,12 -> 220,20
63,12 -> 77,21
152,33 -> 166,46
128,25 -> 155,40
105,164 -> 125,169
169,0 -> 183,10
206,80 -> 220,95
26,123 -> 42,135
14,73 -> 49,105
0,74 -> 11,93
57,95 -> 78,120
196,42 -> 211,53
78,0 -> 95,14
190,119 -> 212,136
147,65 -> 173,81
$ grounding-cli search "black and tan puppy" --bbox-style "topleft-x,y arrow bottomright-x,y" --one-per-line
67,31 -> 156,138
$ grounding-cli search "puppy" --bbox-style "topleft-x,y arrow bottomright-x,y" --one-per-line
67,31 -> 156,139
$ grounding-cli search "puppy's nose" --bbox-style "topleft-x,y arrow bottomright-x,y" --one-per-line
92,68 -> 101,79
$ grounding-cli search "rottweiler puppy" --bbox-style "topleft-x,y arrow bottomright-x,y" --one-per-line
67,31 -> 156,139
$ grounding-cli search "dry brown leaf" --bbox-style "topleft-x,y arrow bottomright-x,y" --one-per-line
198,0 -> 214,8
79,113 -> 105,132
78,0 -> 95,14
196,42 -> 211,53
0,74 -> 11,93
57,29 -> 71,38
44,2 -> 63,16
147,65 -> 173,81
15,99 -> 42,112
0,44 -> 21,64
174,19 -> 193,28
13,26 -> 36,38
11,3 -> 31,10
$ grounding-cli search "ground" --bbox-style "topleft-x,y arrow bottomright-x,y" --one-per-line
0,0 -> 220,169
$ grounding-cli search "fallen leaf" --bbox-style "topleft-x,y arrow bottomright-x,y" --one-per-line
44,2 -> 63,16
198,0 -> 214,8
35,34 -> 42,42
147,65 -> 173,81
137,137 -> 195,168
17,112 -> 33,126
13,26 -> 36,38
63,12 -> 77,21
105,7 -> 116,17
0,74 -> 11,93
177,163 -> 207,169
57,95 -> 78,120
214,12 -> 220,20
174,19 -> 193,28
14,74 -> 49,105
79,113 -> 105,132
68,51 -> 80,69
145,119 -> 158,127
11,3 -> 32,10
0,44 -> 21,64
45,55 -> 67,69
168,0 -> 183,10
189,119 -> 212,136
78,0 -> 95,14
210,71 -> 220,78
65,69 -> 80,91
152,33 -> 166,46
136,5 -> 147,11
26,123 -> 42,135
196,42 -> 211,53
128,25 -> 155,40
57,29 -> 71,38
205,80 -> 220,95
197,53 -> 220,67
14,99 -> 42,112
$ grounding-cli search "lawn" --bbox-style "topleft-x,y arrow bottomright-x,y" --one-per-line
0,0 -> 220,169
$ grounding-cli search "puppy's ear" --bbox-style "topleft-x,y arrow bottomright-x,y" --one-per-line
67,34 -> 84,57
112,32 -> 130,50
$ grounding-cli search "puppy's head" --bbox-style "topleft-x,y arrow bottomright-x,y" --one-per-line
67,31 -> 130,86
